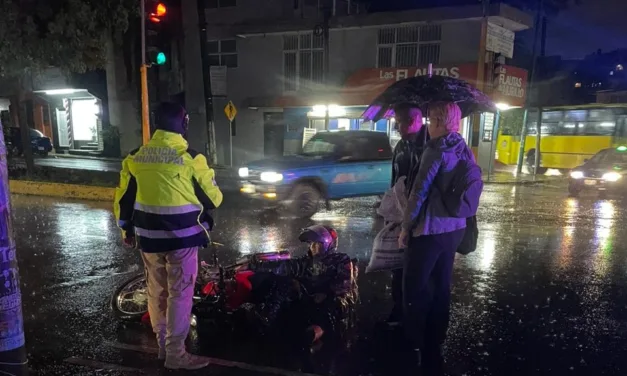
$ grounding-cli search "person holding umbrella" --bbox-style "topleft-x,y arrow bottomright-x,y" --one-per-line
398,101 -> 474,375
363,68 -> 492,374
387,103 -> 428,326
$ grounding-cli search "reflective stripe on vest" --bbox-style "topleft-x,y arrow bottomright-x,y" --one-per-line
134,202 -> 202,215
135,222 -> 210,239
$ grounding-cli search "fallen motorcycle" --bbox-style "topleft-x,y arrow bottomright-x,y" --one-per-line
111,249 -> 291,326
111,248 -> 359,336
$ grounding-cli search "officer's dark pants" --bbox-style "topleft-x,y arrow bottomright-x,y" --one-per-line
402,230 -> 464,357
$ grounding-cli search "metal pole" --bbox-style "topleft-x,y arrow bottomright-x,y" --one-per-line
196,0 -> 217,164
140,0 -> 150,145
534,107 -> 543,176
515,108 -> 528,174
0,118 -> 28,376
229,120 -> 233,167
487,110 -> 500,182
323,7 -> 330,130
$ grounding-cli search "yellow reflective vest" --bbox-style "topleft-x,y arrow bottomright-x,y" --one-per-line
113,130 -> 223,252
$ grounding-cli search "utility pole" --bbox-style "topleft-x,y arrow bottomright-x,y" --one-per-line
533,0 -> 545,176
140,0 -> 150,145
196,0 -> 217,164
516,0 -> 544,175
322,5 -> 331,130
0,119 -> 28,376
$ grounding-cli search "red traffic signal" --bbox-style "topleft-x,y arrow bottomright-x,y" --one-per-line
149,3 -> 167,23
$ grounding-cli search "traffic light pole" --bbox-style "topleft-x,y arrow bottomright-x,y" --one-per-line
140,0 -> 150,145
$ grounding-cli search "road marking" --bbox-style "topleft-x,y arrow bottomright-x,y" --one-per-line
106,341 -> 324,376
64,357 -> 143,373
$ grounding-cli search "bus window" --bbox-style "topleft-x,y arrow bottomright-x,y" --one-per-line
542,111 -> 563,121
560,122 -> 577,135
580,121 -> 615,135
540,123 -> 558,134
589,109 -> 614,121
617,116 -> 627,138
564,110 -> 587,122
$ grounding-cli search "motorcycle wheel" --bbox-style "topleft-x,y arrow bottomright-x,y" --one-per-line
111,274 -> 148,321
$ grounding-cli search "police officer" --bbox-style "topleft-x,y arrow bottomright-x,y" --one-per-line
114,102 -> 223,370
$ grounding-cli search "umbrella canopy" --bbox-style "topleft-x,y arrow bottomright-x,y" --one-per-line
362,75 -> 497,122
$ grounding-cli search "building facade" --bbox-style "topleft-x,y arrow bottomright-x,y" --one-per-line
183,0 -> 533,167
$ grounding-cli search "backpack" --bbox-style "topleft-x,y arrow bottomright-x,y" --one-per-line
442,156 -> 483,255
457,216 -> 478,255
442,159 -> 483,218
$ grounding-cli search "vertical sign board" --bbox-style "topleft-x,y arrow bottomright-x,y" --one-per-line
486,22 -> 515,59
0,119 -> 24,352
224,101 -> 237,166
210,66 -> 228,97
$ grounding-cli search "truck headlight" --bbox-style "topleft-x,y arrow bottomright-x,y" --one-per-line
260,171 -> 283,183
238,167 -> 249,178
602,172 -> 621,182
570,171 -> 584,179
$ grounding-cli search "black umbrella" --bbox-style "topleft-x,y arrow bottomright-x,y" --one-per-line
362,74 -> 497,122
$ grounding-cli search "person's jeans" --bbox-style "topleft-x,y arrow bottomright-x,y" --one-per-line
402,230 -> 464,351
141,247 -> 198,356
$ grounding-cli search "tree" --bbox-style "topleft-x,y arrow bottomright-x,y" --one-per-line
0,0 -> 137,173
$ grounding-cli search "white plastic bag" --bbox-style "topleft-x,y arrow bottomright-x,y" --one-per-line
376,177 -> 408,223
366,222 -> 404,273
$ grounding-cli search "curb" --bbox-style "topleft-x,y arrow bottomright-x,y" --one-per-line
9,180 -> 115,201
8,179 -> 240,201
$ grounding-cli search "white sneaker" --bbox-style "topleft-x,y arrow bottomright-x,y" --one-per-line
164,352 -> 210,370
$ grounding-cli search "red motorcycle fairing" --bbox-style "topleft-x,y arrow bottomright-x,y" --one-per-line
141,270 -> 256,324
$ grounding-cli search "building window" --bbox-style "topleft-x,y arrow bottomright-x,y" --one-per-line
207,0 -> 236,8
283,33 -> 324,92
377,25 -> 442,68
207,39 -> 238,68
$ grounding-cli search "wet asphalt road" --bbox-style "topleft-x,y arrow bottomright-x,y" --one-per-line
13,181 -> 627,375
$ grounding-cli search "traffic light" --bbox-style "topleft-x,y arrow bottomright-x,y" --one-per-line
145,1 -> 168,66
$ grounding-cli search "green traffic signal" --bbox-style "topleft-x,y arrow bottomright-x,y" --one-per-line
156,52 -> 166,65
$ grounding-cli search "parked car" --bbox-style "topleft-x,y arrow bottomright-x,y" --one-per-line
239,130 -> 393,217
7,127 -> 53,157
568,146 -> 627,197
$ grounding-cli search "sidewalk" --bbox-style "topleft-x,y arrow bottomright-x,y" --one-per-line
484,171 -> 565,185
49,153 -> 236,171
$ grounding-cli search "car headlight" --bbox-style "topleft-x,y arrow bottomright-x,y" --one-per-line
570,171 -> 584,179
238,167 -> 249,178
602,172 -> 621,182
260,171 -> 283,183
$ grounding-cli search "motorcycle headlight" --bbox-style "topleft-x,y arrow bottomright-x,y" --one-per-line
570,171 -> 584,179
602,172 -> 622,182
238,167 -> 249,178
260,171 -> 283,183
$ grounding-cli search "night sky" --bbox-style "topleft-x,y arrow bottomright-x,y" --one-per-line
545,0 -> 627,58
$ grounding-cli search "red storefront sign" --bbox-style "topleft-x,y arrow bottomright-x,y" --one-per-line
491,65 -> 528,107
342,64 -> 479,105
271,63 -> 528,108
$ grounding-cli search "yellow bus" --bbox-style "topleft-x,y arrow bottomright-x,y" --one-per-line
496,104 -> 627,173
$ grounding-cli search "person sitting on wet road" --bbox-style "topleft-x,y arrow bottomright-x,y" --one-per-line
237,225 -> 356,345
387,103 -> 429,326
114,102 -> 223,371
398,102 -> 473,376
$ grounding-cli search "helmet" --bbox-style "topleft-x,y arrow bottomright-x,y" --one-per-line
298,225 -> 339,255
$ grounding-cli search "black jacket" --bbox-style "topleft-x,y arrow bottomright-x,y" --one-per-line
391,127 -> 429,191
